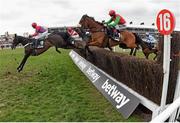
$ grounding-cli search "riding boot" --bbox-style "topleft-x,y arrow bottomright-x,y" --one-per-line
107,26 -> 113,39
148,43 -> 152,50
67,37 -> 74,45
32,39 -> 36,48
115,32 -> 119,40
37,39 -> 44,48
110,29 -> 115,39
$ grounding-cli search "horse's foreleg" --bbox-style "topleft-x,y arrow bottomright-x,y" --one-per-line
145,54 -> 149,59
153,51 -> 158,60
108,46 -> 113,51
153,49 -> 159,60
17,54 -> 30,72
106,39 -> 113,51
55,46 -> 61,54
153,54 -> 157,60
85,45 -> 90,58
84,45 -> 88,58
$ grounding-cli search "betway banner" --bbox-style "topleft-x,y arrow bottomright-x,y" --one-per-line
69,50 -> 140,119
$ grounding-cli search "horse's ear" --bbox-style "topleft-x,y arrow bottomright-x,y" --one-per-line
14,34 -> 17,38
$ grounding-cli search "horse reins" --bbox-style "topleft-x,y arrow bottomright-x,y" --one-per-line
24,43 -> 32,48
81,28 -> 106,33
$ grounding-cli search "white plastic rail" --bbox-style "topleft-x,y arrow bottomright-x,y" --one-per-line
151,96 -> 180,123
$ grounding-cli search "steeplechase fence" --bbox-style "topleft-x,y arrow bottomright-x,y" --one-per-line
69,31 -> 180,121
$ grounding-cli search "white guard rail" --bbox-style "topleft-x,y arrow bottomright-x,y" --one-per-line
150,96 -> 180,123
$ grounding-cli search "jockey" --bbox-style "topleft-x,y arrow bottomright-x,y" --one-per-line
67,27 -> 79,38
67,27 -> 79,44
30,22 -> 48,48
30,22 -> 48,39
145,33 -> 156,49
104,10 -> 126,40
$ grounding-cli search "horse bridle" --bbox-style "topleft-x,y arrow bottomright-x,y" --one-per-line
14,36 -> 32,48
80,15 -> 106,33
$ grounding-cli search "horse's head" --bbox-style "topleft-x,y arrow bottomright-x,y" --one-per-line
79,14 -> 103,30
11,34 -> 30,49
79,14 -> 89,29
11,34 -> 19,49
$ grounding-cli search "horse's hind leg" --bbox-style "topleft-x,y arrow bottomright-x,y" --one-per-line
17,53 -> 30,72
55,46 -> 61,54
133,48 -> 137,56
130,48 -> 134,55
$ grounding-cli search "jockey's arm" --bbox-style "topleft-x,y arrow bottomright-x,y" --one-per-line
73,31 -> 78,35
31,32 -> 38,37
31,27 -> 40,37
108,16 -> 120,27
105,18 -> 113,24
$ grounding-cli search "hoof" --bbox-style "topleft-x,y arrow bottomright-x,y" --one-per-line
17,68 -> 22,72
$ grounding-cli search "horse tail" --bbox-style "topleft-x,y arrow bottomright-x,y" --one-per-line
133,33 -> 148,50
133,33 -> 143,44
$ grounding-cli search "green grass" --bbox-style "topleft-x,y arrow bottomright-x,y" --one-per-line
0,48 -> 142,121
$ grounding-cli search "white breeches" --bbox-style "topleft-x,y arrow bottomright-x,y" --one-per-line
34,30 -> 48,39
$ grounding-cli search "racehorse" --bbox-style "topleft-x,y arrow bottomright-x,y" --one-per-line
78,15 -> 159,59
11,33 -> 82,72
74,27 -> 91,42
78,14 -> 142,57
133,33 -> 159,60
141,42 -> 159,60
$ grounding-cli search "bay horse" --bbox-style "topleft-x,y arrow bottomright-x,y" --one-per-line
141,42 -> 159,60
78,15 -> 159,59
78,14 -> 141,57
133,33 -> 159,60
11,33 -> 82,72
75,26 -> 140,56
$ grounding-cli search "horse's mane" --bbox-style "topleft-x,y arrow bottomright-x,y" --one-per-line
15,35 -> 27,39
82,14 -> 104,26
15,35 -> 33,43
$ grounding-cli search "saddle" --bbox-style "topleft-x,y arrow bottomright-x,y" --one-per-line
32,37 -> 45,49
34,33 -> 51,49
106,27 -> 123,41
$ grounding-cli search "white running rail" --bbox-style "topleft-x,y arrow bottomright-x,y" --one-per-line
150,96 -> 180,123
151,71 -> 180,122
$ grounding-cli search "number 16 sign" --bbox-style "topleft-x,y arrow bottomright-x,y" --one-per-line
156,9 -> 175,114
156,9 -> 175,35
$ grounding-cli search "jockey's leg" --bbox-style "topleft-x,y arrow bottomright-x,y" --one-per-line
38,31 -> 48,40
34,36 -> 39,48
67,37 -> 75,45
36,31 -> 48,48
106,26 -> 114,39
113,25 -> 120,39
107,27 -> 112,37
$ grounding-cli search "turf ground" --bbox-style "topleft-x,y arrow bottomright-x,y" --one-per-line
0,48 -> 145,121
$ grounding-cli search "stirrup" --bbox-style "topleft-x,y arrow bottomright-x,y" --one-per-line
114,37 -> 119,41
111,36 -> 119,41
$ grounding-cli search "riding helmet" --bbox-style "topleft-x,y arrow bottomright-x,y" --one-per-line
109,10 -> 116,16
32,22 -> 37,28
